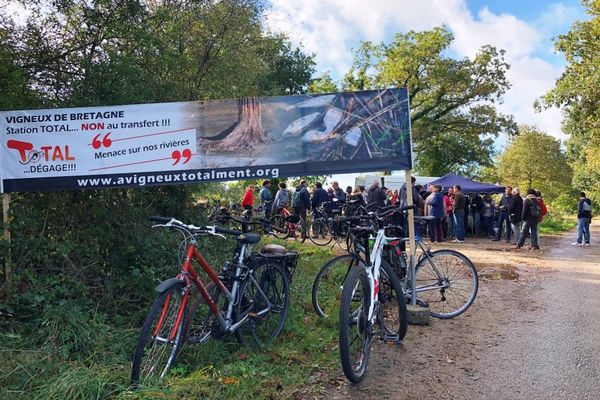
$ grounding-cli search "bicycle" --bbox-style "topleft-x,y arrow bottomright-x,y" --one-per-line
270,203 -> 305,242
336,207 -> 411,382
311,206 -> 406,319
131,217 -> 290,386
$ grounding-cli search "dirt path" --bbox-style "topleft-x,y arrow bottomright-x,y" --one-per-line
319,220 -> 600,400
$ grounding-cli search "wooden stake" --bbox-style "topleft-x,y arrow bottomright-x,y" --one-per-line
404,170 -> 417,305
2,193 -> 11,297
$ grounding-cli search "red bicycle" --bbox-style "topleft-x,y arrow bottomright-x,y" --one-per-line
131,217 -> 291,386
270,204 -> 304,241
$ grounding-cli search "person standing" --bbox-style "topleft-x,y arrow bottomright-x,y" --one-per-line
482,194 -> 495,236
444,188 -> 455,240
242,184 -> 255,211
293,180 -> 311,239
469,193 -> 484,236
426,185 -> 444,243
514,188 -> 541,250
331,181 -> 346,203
259,180 -> 272,217
535,190 -> 548,245
400,177 -> 424,213
452,185 -> 466,243
573,192 -> 593,246
367,180 -> 387,209
493,186 -> 513,242
345,186 -> 353,199
272,182 -> 289,214
508,188 -> 523,245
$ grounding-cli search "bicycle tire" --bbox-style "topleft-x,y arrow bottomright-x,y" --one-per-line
308,219 -> 333,246
131,286 -> 187,386
379,260 -> 408,341
270,215 -> 289,239
312,254 -> 359,318
234,262 -> 290,348
415,249 -> 478,319
339,264 -> 372,383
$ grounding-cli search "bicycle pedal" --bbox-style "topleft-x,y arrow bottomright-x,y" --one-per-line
378,334 -> 400,343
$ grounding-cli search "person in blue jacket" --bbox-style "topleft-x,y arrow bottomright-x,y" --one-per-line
426,184 -> 444,243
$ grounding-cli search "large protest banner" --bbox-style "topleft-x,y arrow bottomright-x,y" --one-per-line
0,89 -> 412,193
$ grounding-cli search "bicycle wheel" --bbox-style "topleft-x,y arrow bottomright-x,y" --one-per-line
234,262 -> 290,348
308,219 -> 333,246
312,254 -> 359,318
339,264 -> 372,383
415,249 -> 478,319
131,286 -> 187,385
379,260 -> 408,341
270,215 -> 289,239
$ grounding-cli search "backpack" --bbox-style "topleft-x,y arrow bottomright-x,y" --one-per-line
529,199 -> 541,219
582,201 -> 592,213
292,188 -> 302,208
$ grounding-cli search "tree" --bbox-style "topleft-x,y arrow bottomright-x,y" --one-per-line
308,71 -> 339,94
341,27 -> 516,176
539,0 -> 600,200
497,125 -> 572,201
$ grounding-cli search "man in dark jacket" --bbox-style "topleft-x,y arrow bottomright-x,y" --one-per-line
514,188 -> 540,250
573,192 -> 593,246
452,185 -> 466,242
311,182 -> 329,214
508,187 -> 523,245
367,180 -> 387,209
294,180 -> 311,239
493,186 -> 512,242
399,176 -> 424,215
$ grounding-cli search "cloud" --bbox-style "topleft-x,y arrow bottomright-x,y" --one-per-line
265,0 -> 583,140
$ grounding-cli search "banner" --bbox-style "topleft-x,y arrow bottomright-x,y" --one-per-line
0,89 -> 412,193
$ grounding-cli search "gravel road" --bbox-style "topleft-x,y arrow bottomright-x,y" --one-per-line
317,220 -> 600,400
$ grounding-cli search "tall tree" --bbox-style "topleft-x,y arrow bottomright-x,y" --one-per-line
497,125 -> 572,201
342,27 -> 516,176
539,0 -> 600,199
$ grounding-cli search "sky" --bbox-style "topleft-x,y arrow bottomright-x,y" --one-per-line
264,0 -> 587,144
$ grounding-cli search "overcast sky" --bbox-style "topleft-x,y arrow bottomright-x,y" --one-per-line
265,0 -> 587,144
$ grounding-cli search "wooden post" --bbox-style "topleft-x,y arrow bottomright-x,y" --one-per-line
404,170 -> 417,305
2,193 -> 11,297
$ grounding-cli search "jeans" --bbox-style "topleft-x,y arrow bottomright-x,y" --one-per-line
482,216 -> 494,236
429,217 -> 443,242
511,220 -> 522,244
453,210 -> 465,241
577,217 -> 591,244
496,212 -> 510,240
446,212 -> 454,238
517,219 -> 539,248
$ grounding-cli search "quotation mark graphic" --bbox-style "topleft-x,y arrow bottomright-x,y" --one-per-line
91,133 -> 112,149
171,149 -> 192,165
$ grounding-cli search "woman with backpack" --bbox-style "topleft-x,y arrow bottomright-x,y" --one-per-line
513,188 -> 541,250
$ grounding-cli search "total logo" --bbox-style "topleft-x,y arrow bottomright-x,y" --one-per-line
7,139 -> 75,164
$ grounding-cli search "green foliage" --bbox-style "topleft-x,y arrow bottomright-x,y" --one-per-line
341,27 -> 516,176
497,125 -> 572,202
539,0 -> 600,200
308,71 -> 339,94
538,212 -> 577,235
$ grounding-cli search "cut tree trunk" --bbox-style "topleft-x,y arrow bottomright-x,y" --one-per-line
207,98 -> 266,151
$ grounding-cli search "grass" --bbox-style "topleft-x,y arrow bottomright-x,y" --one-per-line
0,239 -> 342,400
539,212 -> 577,235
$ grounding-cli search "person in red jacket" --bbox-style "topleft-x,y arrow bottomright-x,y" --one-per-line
242,184 -> 255,210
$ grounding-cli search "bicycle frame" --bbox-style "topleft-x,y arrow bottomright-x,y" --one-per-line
391,238 -> 450,294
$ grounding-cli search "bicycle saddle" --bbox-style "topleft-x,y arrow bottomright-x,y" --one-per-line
261,243 -> 287,255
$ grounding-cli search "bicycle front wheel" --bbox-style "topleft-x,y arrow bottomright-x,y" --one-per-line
131,286 -> 187,386
415,249 -> 479,319
312,254 -> 359,318
235,262 -> 290,348
379,260 -> 408,341
308,219 -> 333,246
339,264 -> 372,383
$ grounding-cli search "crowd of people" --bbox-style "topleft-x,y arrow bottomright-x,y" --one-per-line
240,178 -> 593,248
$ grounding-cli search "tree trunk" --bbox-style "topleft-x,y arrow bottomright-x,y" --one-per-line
209,98 -> 266,151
